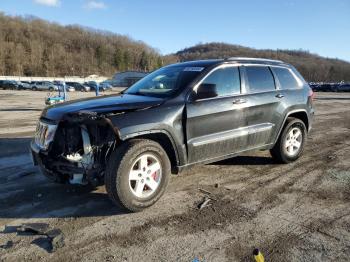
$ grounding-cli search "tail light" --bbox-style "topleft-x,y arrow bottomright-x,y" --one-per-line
308,88 -> 315,107
309,89 -> 315,101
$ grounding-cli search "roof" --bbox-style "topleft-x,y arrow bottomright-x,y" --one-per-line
171,57 -> 286,68
169,59 -> 223,68
226,57 -> 285,65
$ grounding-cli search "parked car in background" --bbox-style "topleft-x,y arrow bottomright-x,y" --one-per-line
66,85 -> 75,92
84,81 -> 112,92
52,81 -> 72,92
309,83 -> 319,91
112,71 -> 148,87
66,82 -> 90,92
0,80 -> 5,89
99,81 -> 113,91
330,83 -> 340,92
53,81 -> 63,90
84,81 -> 99,91
319,84 -> 333,92
337,83 -> 350,92
1,80 -> 18,90
31,81 -> 58,91
18,81 -> 32,90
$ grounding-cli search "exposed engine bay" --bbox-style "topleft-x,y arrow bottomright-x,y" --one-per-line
36,112 -> 119,186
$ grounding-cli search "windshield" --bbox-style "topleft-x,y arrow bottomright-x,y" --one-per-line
124,65 -> 204,98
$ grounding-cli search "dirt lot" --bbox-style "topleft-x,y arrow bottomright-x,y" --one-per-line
0,90 -> 349,261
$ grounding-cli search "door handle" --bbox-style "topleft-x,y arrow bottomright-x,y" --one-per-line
275,94 -> 284,99
232,98 -> 247,104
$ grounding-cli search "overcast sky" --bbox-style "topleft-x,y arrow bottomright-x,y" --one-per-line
1,0 -> 349,61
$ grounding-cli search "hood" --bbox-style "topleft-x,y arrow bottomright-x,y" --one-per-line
41,94 -> 164,121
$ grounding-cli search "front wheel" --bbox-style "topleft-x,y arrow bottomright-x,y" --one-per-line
270,117 -> 307,163
105,139 -> 171,212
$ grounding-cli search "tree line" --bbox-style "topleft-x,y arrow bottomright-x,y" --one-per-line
0,13 -> 165,77
0,13 -> 349,82
176,43 -> 350,82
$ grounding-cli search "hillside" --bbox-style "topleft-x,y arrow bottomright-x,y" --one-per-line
0,13 -> 164,77
176,43 -> 350,82
1,13 -> 349,82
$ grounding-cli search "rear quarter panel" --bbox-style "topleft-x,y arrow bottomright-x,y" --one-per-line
269,85 -> 311,145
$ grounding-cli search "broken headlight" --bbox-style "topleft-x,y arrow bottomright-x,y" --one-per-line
34,121 -> 58,150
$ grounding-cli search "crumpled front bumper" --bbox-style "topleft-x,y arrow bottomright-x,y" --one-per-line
30,140 -> 41,166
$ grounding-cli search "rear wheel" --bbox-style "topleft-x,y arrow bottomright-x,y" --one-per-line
32,86 -> 37,91
270,117 -> 307,163
105,139 -> 170,212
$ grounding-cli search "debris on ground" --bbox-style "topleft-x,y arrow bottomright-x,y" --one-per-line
46,229 -> 65,252
17,223 -> 50,235
198,188 -> 212,195
198,197 -> 211,210
253,248 -> 265,262
15,223 -> 65,252
198,188 -> 218,201
0,240 -> 14,249
327,155 -> 337,160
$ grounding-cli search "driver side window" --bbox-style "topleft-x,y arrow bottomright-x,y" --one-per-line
202,66 -> 241,96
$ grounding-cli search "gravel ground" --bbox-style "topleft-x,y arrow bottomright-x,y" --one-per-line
0,90 -> 349,262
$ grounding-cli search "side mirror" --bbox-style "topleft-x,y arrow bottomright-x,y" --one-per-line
196,83 -> 218,100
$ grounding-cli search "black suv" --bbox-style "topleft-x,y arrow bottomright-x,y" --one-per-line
31,58 -> 314,212
0,80 -> 18,90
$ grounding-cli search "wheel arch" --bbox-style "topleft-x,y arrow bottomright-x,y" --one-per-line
274,109 -> 310,145
287,110 -> 309,131
122,130 -> 180,174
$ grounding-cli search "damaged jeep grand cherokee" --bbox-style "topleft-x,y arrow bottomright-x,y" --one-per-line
31,58 -> 314,212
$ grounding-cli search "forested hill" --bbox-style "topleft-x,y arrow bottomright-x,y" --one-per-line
1,13 -> 349,82
176,43 -> 350,82
0,13 -> 164,77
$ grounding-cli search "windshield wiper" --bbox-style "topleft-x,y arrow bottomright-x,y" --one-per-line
126,91 -> 149,97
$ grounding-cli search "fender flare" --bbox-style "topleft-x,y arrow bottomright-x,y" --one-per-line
121,129 -> 181,167
273,109 -> 309,144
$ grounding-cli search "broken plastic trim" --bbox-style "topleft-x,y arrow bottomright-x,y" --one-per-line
54,111 -> 121,185
62,111 -> 121,139
65,125 -> 93,185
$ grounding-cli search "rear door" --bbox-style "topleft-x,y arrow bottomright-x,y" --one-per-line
270,65 -> 306,136
240,65 -> 281,148
186,65 -> 249,163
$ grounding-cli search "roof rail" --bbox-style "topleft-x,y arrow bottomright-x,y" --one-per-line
226,57 -> 284,64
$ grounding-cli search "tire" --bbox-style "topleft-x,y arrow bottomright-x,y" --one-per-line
49,87 -> 54,91
32,87 -> 37,91
105,139 -> 171,212
270,117 -> 307,164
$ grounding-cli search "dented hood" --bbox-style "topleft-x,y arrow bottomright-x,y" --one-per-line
41,93 -> 164,121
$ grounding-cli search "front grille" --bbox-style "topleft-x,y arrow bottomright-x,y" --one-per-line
35,122 -> 48,149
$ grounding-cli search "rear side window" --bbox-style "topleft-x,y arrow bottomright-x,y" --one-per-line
245,66 -> 275,93
273,67 -> 299,89
202,67 -> 240,96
